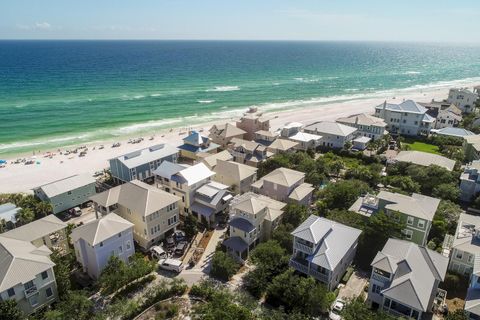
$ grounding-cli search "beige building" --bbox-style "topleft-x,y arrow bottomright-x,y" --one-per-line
251,167 -> 314,205
209,123 -> 246,148
213,159 -> 258,194
336,113 -> 387,141
267,138 -> 298,154
223,192 -> 285,262
228,137 -> 273,167
236,107 -> 271,140
90,180 -> 180,250
1,215 -> 69,254
464,135 -> 480,162
198,150 -> 233,170
0,236 -> 58,315
420,101 -> 463,129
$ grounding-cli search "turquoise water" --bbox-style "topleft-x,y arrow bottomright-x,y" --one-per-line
1,40 -> 480,156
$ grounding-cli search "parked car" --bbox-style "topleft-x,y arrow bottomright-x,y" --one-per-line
165,236 -> 175,249
174,241 -> 188,256
70,207 -> 82,217
329,299 -> 346,320
150,246 -> 167,260
158,258 -> 184,273
173,230 -> 186,242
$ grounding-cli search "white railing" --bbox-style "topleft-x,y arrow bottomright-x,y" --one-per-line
309,268 -> 330,283
294,241 -> 314,254
289,259 -> 309,274
24,285 -> 38,298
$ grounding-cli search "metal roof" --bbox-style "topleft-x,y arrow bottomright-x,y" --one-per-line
2,215 -> 67,243
112,144 -> 179,169
394,151 -> 456,171
71,213 -> 133,246
304,121 -> 357,136
34,174 -> 95,198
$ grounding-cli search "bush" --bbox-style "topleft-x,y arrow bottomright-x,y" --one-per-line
112,274 -> 156,301
210,251 -> 240,281
190,279 -> 220,300
154,302 -> 179,320
341,266 -> 354,284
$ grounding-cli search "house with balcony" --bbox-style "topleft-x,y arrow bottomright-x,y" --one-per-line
278,122 -> 323,150
465,135 -> 480,162
367,238 -> 448,320
228,137 -> 273,167
2,214 -> 69,254
223,192 -> 285,262
236,107 -> 271,141
289,215 -> 362,290
109,144 -> 179,184
446,213 -> 480,277
33,174 -> 96,214
447,88 -> 479,114
213,159 -> 258,194
71,213 -> 134,279
254,130 -> 279,146
336,113 -> 387,141
251,167 -> 314,205
420,100 -> 463,129
267,138 -> 298,155
0,236 -> 58,315
191,181 -> 233,226
154,161 -> 215,215
393,150 -> 456,172
349,191 -> 440,246
198,150 -> 233,170
89,180 -> 180,251
208,123 -> 246,148
374,100 -> 435,136
460,161 -> 480,202
303,121 -> 357,149
178,131 -> 219,161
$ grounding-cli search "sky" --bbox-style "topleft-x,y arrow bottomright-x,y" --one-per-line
1,0 -> 480,42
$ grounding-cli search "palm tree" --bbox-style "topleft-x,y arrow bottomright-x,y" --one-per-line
15,208 -> 35,226
35,202 -> 52,219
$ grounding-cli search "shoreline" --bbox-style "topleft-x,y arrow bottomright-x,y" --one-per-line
0,82 -> 478,194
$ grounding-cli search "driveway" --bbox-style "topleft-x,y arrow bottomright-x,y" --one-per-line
338,270 -> 369,300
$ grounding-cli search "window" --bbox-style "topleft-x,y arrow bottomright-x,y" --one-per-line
118,232 -> 122,237
126,241 -> 131,250
7,288 -> 15,297
469,255 -> 474,263
144,229 -> 147,235
99,242 -> 103,247
417,219 -> 425,228
403,229 -> 413,240
407,216 -> 414,225
456,250 -> 463,260
372,284 -> 382,294
118,246 -> 123,253
46,287 -> 53,298
41,271 -> 48,280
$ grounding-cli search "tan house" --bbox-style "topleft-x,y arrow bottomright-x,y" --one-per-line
251,167 -> 314,205
89,180 -> 181,251
209,123 -> 246,148
1,215 -> 69,254
213,159 -> 258,194
228,137 -> 273,167
254,130 -> 279,145
177,131 -> 219,161
236,107 -> 271,140
223,192 -> 285,262
0,236 -> 58,315
267,138 -> 298,154
198,150 -> 233,170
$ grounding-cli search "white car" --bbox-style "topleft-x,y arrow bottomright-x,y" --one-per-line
158,258 -> 184,273
329,299 -> 346,320
150,246 -> 167,260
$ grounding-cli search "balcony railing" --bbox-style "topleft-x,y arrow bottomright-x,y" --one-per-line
289,258 -> 309,274
309,268 -> 330,283
294,241 -> 314,254
24,285 -> 38,298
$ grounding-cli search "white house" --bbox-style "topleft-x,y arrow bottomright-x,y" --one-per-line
447,88 -> 478,114
420,101 -> 463,129
460,161 -> 480,202
374,100 -> 435,136
71,213 -> 134,279
303,121 -> 357,149
336,113 -> 387,141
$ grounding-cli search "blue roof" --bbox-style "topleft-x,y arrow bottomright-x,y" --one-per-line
190,202 -> 215,217
0,203 -> 19,222
229,218 -> 255,232
223,236 -> 248,252
183,131 -> 208,146
178,142 -> 219,154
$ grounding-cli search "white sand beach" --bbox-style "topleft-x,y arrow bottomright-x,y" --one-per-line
0,84 -> 475,194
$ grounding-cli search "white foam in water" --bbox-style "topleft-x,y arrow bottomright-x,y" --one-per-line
150,93 -> 162,97
404,71 -> 421,75
205,86 -> 240,92
198,100 -> 215,104
113,119 -> 183,135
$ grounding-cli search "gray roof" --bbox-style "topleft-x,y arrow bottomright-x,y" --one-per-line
336,113 -> 387,127
432,127 -> 475,138
451,213 -> 480,257
375,100 -> 428,114
200,150 -> 233,169
394,151 -> 456,171
153,161 -> 187,179
230,218 -> 255,232
71,213 -> 133,246
34,174 -> 96,198
2,215 -> 67,243
255,167 -> 305,188
378,191 -> 440,221
0,236 -> 54,292
304,121 -> 357,136
0,203 -> 19,223
90,180 -> 180,216
291,215 -> 362,270
154,161 -> 215,186
465,287 -> 480,315
223,236 -> 248,252
214,159 -> 257,181
371,238 -> 448,312
112,144 -> 179,169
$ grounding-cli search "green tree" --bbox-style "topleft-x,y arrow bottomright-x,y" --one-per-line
99,255 -> 129,294
341,297 -> 399,320
0,300 -> 23,320
272,223 -> 294,251
382,175 -> 420,193
15,207 -> 35,225
318,179 -> 370,211
50,251 -> 72,298
44,290 -> 93,320
34,201 -> 53,219
210,251 -> 240,281
194,289 -> 254,320
432,183 -> 460,202
445,309 -> 469,320
282,204 -> 309,229
183,214 -> 198,239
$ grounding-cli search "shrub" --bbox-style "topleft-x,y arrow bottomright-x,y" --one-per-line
210,251 -> 240,281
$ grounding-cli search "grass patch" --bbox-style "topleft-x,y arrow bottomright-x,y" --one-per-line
341,266 -> 354,284
402,141 -> 441,155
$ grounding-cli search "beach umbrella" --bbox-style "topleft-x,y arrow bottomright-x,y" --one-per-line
0,160 -> 6,164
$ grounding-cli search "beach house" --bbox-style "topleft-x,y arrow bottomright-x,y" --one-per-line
278,122 -> 323,150
392,151 -> 456,171
236,107 -> 271,141
89,180 -> 180,251
349,191 -> 440,246
289,215 -> 362,290
177,131 -> 219,161
267,138 -> 298,154
208,123 -> 246,148
0,203 -> 20,228
109,144 -> 179,184
228,137 -> 273,167
1,215 -> 69,253
191,181 -> 233,226
336,113 -> 387,141
464,135 -> 480,162
367,238 -> 448,320
198,150 -> 233,170
223,192 -> 285,262
430,127 -> 474,139
213,159 -> 258,194
374,100 -> 435,136
154,162 -> 215,216
0,236 -> 58,315
254,130 -> 279,146
447,88 -> 479,114
71,213 -> 134,279
303,121 -> 357,149
251,167 -> 314,205
420,100 -> 463,129
33,174 -> 96,214
460,161 -> 480,202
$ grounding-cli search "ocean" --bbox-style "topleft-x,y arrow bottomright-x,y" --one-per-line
1,40 -> 480,156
